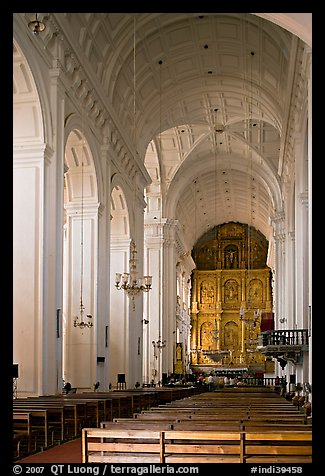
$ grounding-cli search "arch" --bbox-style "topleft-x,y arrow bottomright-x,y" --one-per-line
64,129 -> 98,203
111,185 -> 130,240
13,36 -> 52,149
13,41 -> 44,144
62,127 -> 99,388
253,13 -> 312,47
64,113 -> 102,205
165,149 -> 282,243
13,38 -> 48,395
111,173 -> 135,239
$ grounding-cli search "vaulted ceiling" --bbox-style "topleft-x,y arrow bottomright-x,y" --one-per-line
22,13 -> 310,249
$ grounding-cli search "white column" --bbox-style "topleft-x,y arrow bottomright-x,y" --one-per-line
162,220 -> 178,376
13,59 -> 66,396
95,139 -> 111,389
110,239 -> 130,387
307,49 -> 312,394
271,212 -> 286,378
43,64 -> 66,395
144,225 -> 163,384
271,212 -> 286,329
13,145 -> 46,396
286,231 -> 295,328
294,129 -> 308,333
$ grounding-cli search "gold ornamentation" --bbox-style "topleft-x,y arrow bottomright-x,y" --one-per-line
190,224 -> 272,370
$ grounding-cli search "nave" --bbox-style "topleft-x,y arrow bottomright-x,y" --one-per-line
13,12 -> 312,397
14,383 -> 312,464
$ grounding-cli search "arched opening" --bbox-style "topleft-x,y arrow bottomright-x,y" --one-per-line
13,40 -> 47,396
63,129 -> 98,390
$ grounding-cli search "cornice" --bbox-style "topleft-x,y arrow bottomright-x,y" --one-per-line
280,43 -> 309,192
50,13 -> 151,188
14,13 -> 151,189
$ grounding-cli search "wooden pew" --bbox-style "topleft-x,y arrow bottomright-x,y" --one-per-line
82,427 -> 312,464
132,410 -> 307,425
13,431 -> 28,459
101,420 -> 174,430
242,422 -> 312,431
14,399 -> 86,440
36,396 -> 104,427
162,429 -> 242,463
39,394 -> 114,424
14,401 -> 65,443
243,430 -> 312,463
115,389 -> 158,410
13,408 -> 52,451
13,413 -> 39,456
82,428 -> 162,463
106,417 -> 310,433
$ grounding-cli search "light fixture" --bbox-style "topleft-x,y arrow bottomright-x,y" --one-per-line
74,127 -> 93,329
115,17 -> 152,310
240,307 -> 261,325
152,339 -> 166,359
149,58 -> 167,375
28,13 -> 46,35
115,240 -> 152,310
238,45 -> 262,361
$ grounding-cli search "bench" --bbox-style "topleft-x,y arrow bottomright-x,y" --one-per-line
34,396 -> 101,433
163,430 -> 242,463
82,428 -> 162,463
26,398 -> 89,438
105,417 -> 311,433
243,430 -> 312,463
13,413 -> 39,456
82,428 -> 312,463
13,431 -> 29,459
133,411 -> 307,426
13,408 -> 54,451
102,420 -> 174,430
14,401 -> 67,443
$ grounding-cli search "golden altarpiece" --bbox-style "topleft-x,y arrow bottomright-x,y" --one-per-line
190,222 -> 272,374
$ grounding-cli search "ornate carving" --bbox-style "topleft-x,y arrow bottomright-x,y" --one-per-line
224,321 -> 239,350
224,279 -> 239,305
200,280 -> 215,304
190,222 -> 272,371
193,222 -> 268,270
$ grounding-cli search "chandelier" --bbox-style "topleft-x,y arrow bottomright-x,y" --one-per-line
152,339 -> 166,359
28,13 -> 46,35
73,128 -> 93,329
240,307 -> 261,359
115,240 -> 152,310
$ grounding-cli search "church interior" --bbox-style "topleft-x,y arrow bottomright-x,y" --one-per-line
12,12 -> 312,464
